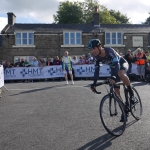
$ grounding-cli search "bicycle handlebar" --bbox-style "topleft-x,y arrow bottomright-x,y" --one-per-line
88,80 -> 124,94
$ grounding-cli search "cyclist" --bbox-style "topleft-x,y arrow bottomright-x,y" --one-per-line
88,39 -> 135,121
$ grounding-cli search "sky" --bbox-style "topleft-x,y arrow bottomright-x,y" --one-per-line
0,0 -> 150,33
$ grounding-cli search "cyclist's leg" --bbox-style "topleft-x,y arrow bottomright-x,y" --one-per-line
118,58 -> 135,103
110,67 -> 121,97
111,65 -> 128,122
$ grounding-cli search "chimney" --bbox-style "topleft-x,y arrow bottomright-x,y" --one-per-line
7,12 -> 16,25
93,6 -> 100,27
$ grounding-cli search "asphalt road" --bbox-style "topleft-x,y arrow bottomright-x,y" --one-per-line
0,80 -> 150,150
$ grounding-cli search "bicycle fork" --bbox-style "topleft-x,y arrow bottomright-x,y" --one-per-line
124,87 -> 130,113
109,94 -> 118,117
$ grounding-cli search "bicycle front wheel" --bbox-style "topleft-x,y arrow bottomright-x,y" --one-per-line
99,94 -> 126,136
130,87 -> 143,120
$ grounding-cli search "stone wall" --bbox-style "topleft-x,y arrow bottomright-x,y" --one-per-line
1,32 -> 149,63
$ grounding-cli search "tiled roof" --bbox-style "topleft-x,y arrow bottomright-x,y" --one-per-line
2,23 -> 150,34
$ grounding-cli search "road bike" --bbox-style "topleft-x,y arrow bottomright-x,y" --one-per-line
91,79 -> 143,136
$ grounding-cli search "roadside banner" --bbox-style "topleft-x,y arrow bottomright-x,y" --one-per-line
0,65 -> 4,88
4,64 -> 111,80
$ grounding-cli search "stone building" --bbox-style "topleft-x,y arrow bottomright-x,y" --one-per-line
0,11 -> 150,63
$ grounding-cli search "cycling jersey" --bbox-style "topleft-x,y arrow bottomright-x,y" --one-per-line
93,47 -> 128,85
62,56 -> 72,72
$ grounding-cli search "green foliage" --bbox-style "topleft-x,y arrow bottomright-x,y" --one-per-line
53,0 -> 130,24
53,1 -> 83,24
142,13 -> 150,24
109,9 -> 130,24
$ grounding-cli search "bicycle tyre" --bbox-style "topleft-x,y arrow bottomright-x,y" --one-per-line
99,94 -> 126,136
130,87 -> 143,120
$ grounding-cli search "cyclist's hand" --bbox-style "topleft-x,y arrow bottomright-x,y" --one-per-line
90,84 -> 96,93
109,79 -> 115,84
109,76 -> 116,84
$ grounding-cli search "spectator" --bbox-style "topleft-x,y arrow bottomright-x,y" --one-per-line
144,51 -> 150,79
2,60 -> 8,70
86,53 -> 93,64
38,58 -> 46,67
46,58 -> 53,66
19,58 -> 24,67
23,59 -> 30,67
135,48 -> 147,81
78,56 -> 84,65
6,61 -> 13,68
62,51 -> 74,85
14,58 -> 20,67
82,54 -> 87,64
31,57 -> 39,67
53,56 -> 61,65
46,55 -> 50,61
72,56 -> 79,65
124,49 -> 134,75
145,51 -> 150,61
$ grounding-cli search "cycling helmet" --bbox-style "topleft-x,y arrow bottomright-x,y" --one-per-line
88,39 -> 101,50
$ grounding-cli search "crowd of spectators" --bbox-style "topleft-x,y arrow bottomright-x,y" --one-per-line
2,49 -> 150,83
122,48 -> 150,82
1,53 -> 94,83
2,53 -> 94,70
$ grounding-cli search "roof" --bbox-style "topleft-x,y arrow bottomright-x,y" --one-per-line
1,23 -> 150,34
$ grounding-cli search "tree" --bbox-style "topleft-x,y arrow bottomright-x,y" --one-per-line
109,9 -> 130,24
53,1 -> 84,24
142,13 -> 150,24
82,0 -> 122,24
53,0 -> 130,24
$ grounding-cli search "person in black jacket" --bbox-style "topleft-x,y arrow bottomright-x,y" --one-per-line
124,49 -> 134,75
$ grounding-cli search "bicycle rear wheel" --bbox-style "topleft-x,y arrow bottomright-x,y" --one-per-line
130,87 -> 143,120
99,94 -> 126,136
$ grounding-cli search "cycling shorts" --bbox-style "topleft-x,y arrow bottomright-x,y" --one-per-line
111,57 -> 129,88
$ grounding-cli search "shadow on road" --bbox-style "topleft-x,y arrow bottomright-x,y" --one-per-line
9,84 -> 66,96
131,82 -> 148,87
77,119 -> 138,150
77,133 -> 116,150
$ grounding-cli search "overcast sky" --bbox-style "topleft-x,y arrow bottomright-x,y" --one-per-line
0,0 -> 150,32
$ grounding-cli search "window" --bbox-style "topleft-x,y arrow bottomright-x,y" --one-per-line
63,32 -> 82,45
105,32 -> 122,45
15,32 -> 34,45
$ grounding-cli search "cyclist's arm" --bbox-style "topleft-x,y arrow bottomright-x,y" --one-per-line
93,59 -> 100,85
109,48 -> 120,72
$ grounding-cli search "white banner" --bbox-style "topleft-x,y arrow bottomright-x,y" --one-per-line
73,64 -> 111,77
0,65 -> 4,88
4,65 -> 111,80
131,63 -> 139,75
4,66 -> 64,80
